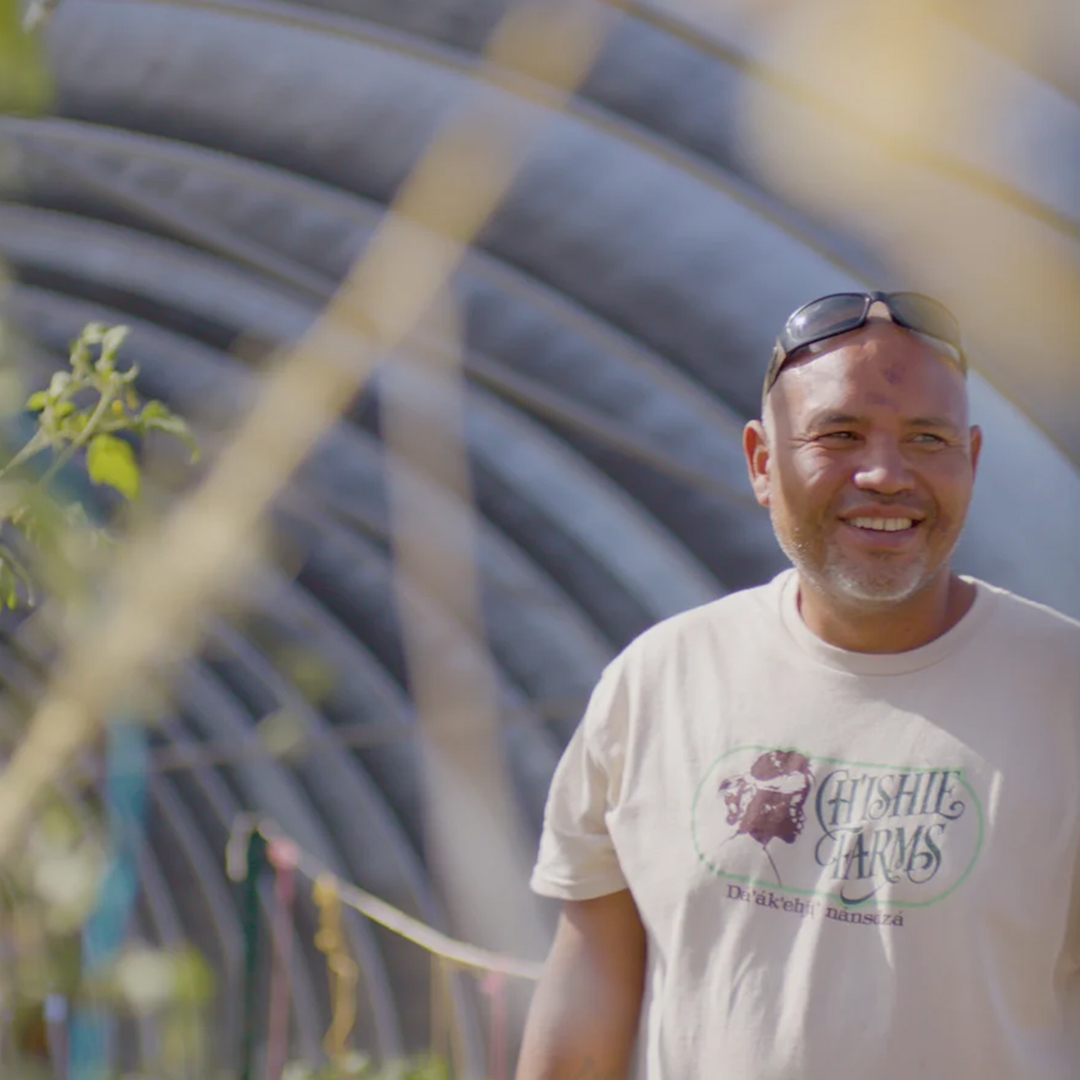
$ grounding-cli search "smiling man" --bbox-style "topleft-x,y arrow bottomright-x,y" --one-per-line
750,295 -> 980,653
516,292 -> 1080,1080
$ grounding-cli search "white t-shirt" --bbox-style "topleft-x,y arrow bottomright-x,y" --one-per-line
531,571 -> 1080,1080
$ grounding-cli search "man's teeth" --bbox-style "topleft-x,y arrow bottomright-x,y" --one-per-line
849,517 -> 915,532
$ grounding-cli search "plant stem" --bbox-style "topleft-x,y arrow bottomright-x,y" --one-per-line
0,431 -> 49,481
38,385 -> 117,489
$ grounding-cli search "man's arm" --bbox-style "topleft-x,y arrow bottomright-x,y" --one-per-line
515,889 -> 646,1080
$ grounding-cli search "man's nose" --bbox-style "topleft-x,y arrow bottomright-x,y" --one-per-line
852,436 -> 915,494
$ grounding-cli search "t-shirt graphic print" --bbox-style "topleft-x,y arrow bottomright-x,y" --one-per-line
693,745 -> 983,918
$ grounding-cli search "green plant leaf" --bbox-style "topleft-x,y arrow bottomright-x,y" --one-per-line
100,325 -> 129,360
47,371 -> 70,398
57,412 -> 90,439
26,391 -> 47,411
140,401 -> 200,461
86,434 -> 140,499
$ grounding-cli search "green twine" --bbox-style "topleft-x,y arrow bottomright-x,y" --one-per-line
238,829 -> 267,1080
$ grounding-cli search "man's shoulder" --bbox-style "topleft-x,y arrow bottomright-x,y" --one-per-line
975,578 -> 1080,653
616,574 -> 785,670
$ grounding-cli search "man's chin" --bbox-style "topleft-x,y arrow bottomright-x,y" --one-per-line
825,565 -> 932,605
778,530 -> 944,607
804,553 -> 937,606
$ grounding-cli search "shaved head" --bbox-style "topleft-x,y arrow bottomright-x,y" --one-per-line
763,321 -> 967,427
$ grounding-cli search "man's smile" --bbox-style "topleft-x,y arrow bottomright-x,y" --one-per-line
836,512 -> 925,549
846,516 -> 916,532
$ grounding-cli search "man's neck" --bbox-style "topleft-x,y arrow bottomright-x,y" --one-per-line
796,571 -> 976,654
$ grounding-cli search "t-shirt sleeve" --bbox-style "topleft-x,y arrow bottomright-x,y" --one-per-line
530,661 -> 630,901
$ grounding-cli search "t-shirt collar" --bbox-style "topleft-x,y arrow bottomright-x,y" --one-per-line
775,568 -> 997,675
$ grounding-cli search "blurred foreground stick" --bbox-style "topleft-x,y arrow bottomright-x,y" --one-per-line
0,0 -> 622,864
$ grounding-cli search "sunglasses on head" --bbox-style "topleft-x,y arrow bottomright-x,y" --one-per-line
763,291 -> 967,396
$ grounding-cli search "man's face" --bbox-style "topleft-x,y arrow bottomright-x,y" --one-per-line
745,320 -> 981,605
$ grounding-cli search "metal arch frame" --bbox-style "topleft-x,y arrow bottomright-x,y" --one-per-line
200,617 -> 485,1054
146,775 -> 247,1064
272,501 -> 566,810
172,661 -> 405,1061
10,54 -> 1080,609
58,0 -> 875,260
14,0 -> 1080,453
243,0 -> 1080,236
40,0 -> 1080,460
33,1 -> 861,413
284,434 -> 617,705
0,119 -> 760,481
10,182 -> 1079,614
0,199 -> 756,504
0,190 -> 779,590
4,81 -> 1075,604
214,566 -> 427,849
610,0 -> 1080,230
76,0 -> 1080,243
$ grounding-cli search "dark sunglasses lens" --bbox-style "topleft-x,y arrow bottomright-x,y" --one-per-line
787,294 -> 868,346
888,293 -> 961,346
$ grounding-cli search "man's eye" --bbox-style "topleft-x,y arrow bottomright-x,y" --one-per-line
817,431 -> 857,442
910,432 -> 946,445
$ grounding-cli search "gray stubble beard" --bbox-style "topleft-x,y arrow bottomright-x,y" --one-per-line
772,510 -> 940,607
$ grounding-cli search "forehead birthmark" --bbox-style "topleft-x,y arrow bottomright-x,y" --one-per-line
882,364 -> 905,386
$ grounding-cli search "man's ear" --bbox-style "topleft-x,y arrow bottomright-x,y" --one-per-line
969,424 -> 983,477
743,419 -> 772,508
